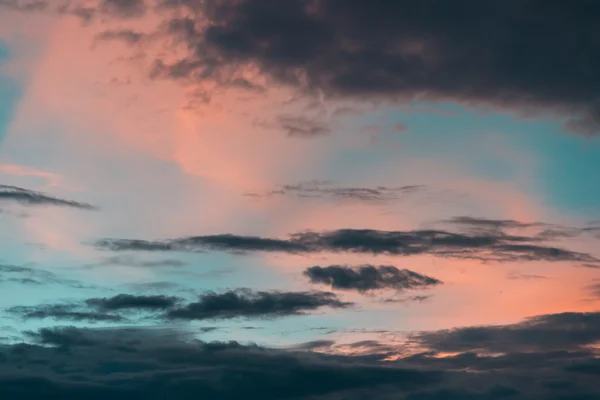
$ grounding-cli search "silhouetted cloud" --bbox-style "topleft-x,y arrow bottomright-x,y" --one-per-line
93,226 -> 598,264
96,255 -> 188,268
3,322 -> 600,398
412,311 -> 600,353
166,289 -> 352,320
85,294 -> 182,311
304,265 -> 441,293
0,184 -> 97,210
145,0 -> 600,136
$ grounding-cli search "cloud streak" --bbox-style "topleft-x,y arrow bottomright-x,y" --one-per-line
304,265 -> 442,293
0,184 -> 96,210
94,225 -> 600,263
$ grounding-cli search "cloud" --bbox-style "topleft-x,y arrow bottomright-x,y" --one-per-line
94,226 -> 600,264
1,326 -> 441,399
5,289 -> 351,323
277,116 -> 331,137
7,304 -> 125,323
95,255 -> 188,268
95,29 -> 145,44
304,265 -> 442,293
0,184 -> 96,210
85,294 -> 182,311
411,311 -> 600,353
140,0 -> 600,136
3,323 -> 600,398
165,289 -> 352,320
246,181 -> 427,203
0,264 -> 95,288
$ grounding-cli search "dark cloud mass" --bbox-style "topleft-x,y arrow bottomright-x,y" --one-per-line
0,184 -> 96,210
146,0 -> 600,135
165,289 -> 352,320
94,226 -> 600,264
305,265 -> 442,293
2,320 -> 600,399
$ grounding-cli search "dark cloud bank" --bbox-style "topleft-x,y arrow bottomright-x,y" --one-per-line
3,309 -> 600,399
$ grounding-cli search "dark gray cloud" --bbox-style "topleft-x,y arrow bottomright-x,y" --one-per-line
0,184 -> 97,210
0,326 -> 440,400
93,226 -> 599,264
304,265 -> 442,293
412,311 -> 600,353
166,289 -> 352,320
3,323 -> 600,399
85,294 -> 182,311
245,180 -> 427,203
7,304 -> 125,323
147,0 -> 600,136
6,290 -> 350,323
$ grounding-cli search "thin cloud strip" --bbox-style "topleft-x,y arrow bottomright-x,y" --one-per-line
0,184 -> 97,210
93,226 -> 600,264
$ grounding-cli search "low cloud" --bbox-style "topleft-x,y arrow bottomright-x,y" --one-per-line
2,320 -> 600,398
412,311 -> 600,353
304,265 -> 441,293
165,289 -> 352,321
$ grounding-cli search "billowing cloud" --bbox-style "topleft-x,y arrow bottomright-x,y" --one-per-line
0,184 -> 96,210
165,289 -> 352,320
304,265 -> 441,293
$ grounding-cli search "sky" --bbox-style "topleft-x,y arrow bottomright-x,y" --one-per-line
1,1 -> 600,399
